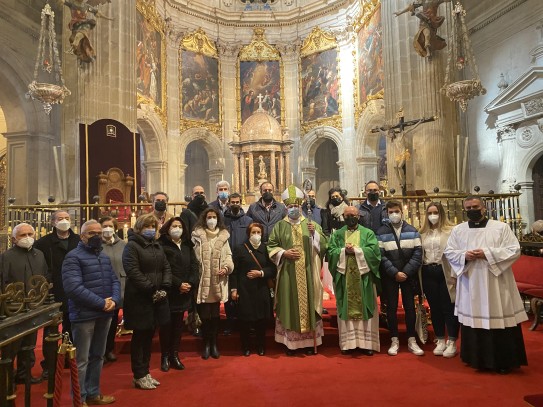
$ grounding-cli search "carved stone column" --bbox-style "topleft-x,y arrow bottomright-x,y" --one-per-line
208,169 -> 223,195
496,125 -> 518,193
270,151 -> 277,190
278,152 -> 284,191
248,153 -> 255,193
240,152 -> 247,194
284,151 -> 291,186
232,153 -> 240,193
144,160 -> 167,197
356,156 -> 380,195
178,164 -> 188,198
517,181 -> 535,233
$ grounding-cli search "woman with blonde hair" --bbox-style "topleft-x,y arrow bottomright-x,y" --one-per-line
419,202 -> 459,358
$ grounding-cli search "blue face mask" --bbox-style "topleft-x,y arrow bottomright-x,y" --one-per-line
288,207 -> 301,220
218,191 -> 229,200
142,229 -> 156,240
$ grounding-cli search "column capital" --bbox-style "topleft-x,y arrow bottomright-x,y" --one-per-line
276,41 -> 301,62
496,124 -> 517,143
217,39 -> 242,60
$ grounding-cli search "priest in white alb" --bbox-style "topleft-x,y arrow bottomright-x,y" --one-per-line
444,196 -> 527,374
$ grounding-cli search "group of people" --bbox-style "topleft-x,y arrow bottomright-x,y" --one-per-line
0,179 -> 531,405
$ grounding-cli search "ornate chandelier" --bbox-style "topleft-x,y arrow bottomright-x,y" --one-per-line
27,3 -> 70,115
441,2 -> 486,112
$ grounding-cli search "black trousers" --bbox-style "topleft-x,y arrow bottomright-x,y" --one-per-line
159,311 -> 186,355
130,329 -> 154,379
105,309 -> 119,355
239,319 -> 266,351
5,332 -> 37,379
382,275 -> 416,338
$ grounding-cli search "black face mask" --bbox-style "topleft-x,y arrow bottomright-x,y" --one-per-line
308,198 -> 316,208
154,201 -> 167,212
87,235 -> 102,250
230,204 -> 240,214
345,216 -> 359,228
194,194 -> 206,205
331,197 -> 342,206
466,209 -> 484,222
262,192 -> 273,203
367,192 -> 379,202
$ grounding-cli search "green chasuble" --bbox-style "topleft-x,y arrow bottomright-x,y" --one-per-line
268,217 -> 328,333
327,225 -> 381,321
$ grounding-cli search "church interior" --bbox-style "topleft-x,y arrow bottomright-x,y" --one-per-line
1,0 -> 543,405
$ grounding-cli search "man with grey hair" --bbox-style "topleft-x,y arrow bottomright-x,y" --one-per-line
209,180 -> 230,217
444,196 -> 528,374
1,223 -> 48,385
62,220 -> 120,405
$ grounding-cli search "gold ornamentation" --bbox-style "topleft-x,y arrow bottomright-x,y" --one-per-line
351,0 -> 380,32
179,28 -> 222,136
136,0 -> 167,128
300,27 -> 337,57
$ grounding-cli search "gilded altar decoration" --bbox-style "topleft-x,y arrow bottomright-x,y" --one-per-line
3,276 -> 51,317
136,0 -> 167,127
353,0 -> 383,121
237,28 -> 284,128
179,28 -> 221,135
299,27 -> 342,133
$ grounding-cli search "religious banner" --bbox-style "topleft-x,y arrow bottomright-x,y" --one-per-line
136,0 -> 166,126
237,28 -> 284,128
299,27 -> 341,133
354,0 -> 383,120
179,29 -> 221,135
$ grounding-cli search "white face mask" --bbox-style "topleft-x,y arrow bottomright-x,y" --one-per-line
17,237 -> 34,249
56,219 -> 71,232
169,227 -> 183,239
249,234 -> 262,246
206,218 -> 218,230
428,214 -> 439,225
388,213 -> 402,225
102,226 -> 114,238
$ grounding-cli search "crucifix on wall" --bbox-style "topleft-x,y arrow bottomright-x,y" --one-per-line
371,108 -> 437,196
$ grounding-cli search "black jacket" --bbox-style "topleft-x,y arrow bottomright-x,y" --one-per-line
321,207 -> 346,236
34,228 -> 80,309
246,199 -> 287,243
224,208 -> 253,250
122,231 -> 172,330
358,201 -> 388,234
158,235 -> 199,313
230,241 -> 276,321
1,245 -> 48,289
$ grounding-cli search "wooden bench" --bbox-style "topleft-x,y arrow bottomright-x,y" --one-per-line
512,253 -> 543,330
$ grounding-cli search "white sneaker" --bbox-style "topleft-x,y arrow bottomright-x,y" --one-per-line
433,339 -> 447,356
388,337 -> 399,356
443,340 -> 457,358
408,337 -> 425,356
146,374 -> 160,386
133,376 -> 156,390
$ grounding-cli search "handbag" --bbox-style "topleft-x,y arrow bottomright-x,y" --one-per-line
244,243 -> 276,296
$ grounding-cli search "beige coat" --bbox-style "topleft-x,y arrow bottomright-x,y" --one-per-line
420,228 -> 456,302
192,227 -> 234,304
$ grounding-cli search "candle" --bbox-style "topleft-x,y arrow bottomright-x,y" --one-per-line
123,223 -> 128,242
291,172 -> 294,184
130,212 -> 136,228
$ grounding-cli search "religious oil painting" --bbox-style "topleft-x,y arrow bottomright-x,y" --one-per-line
357,6 -> 383,107
180,50 -> 220,124
300,48 -> 340,122
136,9 -> 163,109
239,60 -> 281,125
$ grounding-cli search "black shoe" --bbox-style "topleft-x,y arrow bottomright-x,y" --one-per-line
257,346 -> 265,356
105,352 -> 117,362
285,349 -> 295,356
169,353 -> 185,370
361,349 -> 374,356
193,327 -> 202,337
160,355 -> 170,372
14,376 -> 42,385
341,349 -> 351,355
243,349 -> 250,357
201,341 -> 210,360
497,368 -> 511,375
210,341 -> 220,359
305,348 -> 315,356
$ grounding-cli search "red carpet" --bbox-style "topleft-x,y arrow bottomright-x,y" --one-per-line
17,301 -> 543,407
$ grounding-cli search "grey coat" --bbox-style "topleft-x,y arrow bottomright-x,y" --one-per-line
101,235 -> 127,305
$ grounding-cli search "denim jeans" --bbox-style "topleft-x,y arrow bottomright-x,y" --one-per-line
71,317 -> 112,402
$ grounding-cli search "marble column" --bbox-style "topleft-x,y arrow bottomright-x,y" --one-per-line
166,32 -> 182,201
232,153 -> 240,193
496,125 -> 518,193
284,151 -> 291,186
278,152 -> 284,191
356,156 -> 380,195
240,152 -> 247,194
248,153 -> 255,194
179,164 -> 188,199
382,0 -> 458,194
517,181 -> 535,232
270,151 -> 277,190
145,160 -> 168,197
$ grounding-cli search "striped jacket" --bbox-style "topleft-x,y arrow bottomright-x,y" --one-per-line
376,221 -> 422,279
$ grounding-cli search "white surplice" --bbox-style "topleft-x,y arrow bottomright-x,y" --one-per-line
444,219 -> 527,330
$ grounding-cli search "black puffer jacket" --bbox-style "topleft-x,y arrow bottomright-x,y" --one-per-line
122,231 -> 172,330
158,234 -> 199,313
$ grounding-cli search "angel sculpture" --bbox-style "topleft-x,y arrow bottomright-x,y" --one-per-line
394,0 -> 452,59
61,0 -> 113,64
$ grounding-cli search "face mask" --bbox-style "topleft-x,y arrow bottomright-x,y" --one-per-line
466,209 -> 483,222
428,214 -> 439,225
331,197 -> 342,206
388,213 -> 402,224
169,227 -> 183,239
154,201 -> 167,212
230,204 -> 240,214
249,234 -> 262,246
345,216 -> 359,228
142,229 -> 156,240
218,191 -> 229,200
262,192 -> 273,203
17,237 -> 34,249
308,198 -> 316,208
87,235 -> 102,250
194,194 -> 206,205
56,219 -> 71,232
287,207 -> 301,220
207,218 -> 218,230
367,192 -> 379,202
102,226 -> 114,239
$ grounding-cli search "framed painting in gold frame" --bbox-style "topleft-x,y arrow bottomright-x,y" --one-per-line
237,28 -> 284,130
136,0 -> 167,126
299,27 -> 342,134
179,29 -> 221,135
353,0 -> 383,122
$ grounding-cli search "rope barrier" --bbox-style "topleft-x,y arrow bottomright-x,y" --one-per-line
53,333 -> 81,407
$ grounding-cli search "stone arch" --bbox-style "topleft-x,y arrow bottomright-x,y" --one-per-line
137,106 -> 167,194
354,99 -> 386,194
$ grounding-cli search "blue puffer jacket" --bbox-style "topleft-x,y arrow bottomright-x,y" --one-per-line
376,221 -> 422,279
62,242 -> 121,323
